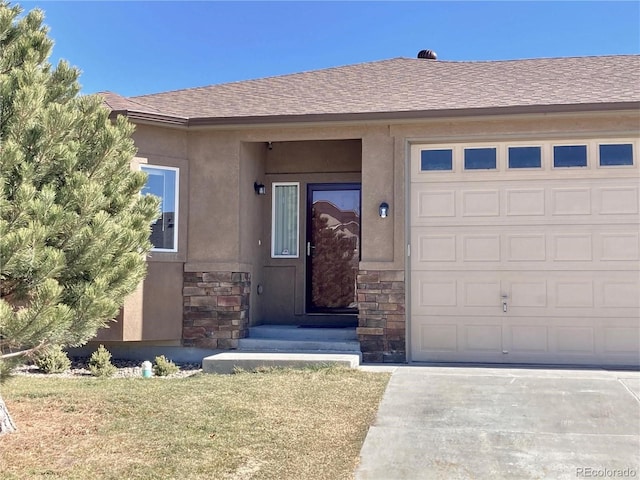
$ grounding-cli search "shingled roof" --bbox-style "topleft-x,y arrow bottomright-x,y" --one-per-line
103,55 -> 640,126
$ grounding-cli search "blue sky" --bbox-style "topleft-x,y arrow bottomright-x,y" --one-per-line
18,1 -> 640,97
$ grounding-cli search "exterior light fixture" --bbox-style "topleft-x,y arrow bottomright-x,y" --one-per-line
254,182 -> 266,195
379,202 -> 389,218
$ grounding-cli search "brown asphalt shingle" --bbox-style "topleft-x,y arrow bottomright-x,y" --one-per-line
105,56 -> 640,122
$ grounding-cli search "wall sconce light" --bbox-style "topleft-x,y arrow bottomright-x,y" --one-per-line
254,182 -> 266,195
379,202 -> 389,218
266,142 -> 273,150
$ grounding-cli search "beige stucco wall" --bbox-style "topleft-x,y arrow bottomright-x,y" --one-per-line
104,110 -> 639,342
239,142 -> 267,323
185,131 -> 241,265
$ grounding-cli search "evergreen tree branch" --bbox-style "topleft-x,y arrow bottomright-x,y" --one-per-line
0,340 -> 46,360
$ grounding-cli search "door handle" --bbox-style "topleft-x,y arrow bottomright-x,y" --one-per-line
307,242 -> 315,257
501,294 -> 508,313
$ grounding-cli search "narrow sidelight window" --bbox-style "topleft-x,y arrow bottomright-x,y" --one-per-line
272,182 -> 299,258
141,165 -> 179,252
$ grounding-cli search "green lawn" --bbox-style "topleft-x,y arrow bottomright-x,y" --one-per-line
0,367 -> 390,480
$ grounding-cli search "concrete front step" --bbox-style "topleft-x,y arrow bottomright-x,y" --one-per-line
202,352 -> 361,374
248,325 -> 358,341
238,337 -> 361,353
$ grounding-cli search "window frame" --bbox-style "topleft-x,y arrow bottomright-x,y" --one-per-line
420,148 -> 454,172
597,142 -> 634,167
140,164 -> 179,253
553,144 -> 588,168
271,182 -> 300,259
463,146 -> 497,170
508,145 -> 543,169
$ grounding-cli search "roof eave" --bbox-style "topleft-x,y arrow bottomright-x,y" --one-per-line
111,101 -> 640,128
109,109 -> 189,126
186,101 -> 640,127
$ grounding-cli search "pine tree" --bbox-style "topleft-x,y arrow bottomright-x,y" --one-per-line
0,2 -> 159,434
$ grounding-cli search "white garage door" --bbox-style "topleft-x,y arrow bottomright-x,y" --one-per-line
409,139 -> 640,366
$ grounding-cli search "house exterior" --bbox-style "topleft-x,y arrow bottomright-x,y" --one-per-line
97,53 -> 640,366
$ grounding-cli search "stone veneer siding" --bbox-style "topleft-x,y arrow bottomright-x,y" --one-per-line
182,272 -> 250,349
356,270 -> 406,363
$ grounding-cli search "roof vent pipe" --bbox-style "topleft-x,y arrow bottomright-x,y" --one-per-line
417,50 -> 437,60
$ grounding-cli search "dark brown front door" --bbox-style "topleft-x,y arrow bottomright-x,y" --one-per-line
306,184 -> 361,314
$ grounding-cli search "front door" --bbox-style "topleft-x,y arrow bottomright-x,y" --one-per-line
306,184 -> 361,314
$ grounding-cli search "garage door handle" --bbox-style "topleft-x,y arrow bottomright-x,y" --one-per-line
501,295 -> 508,313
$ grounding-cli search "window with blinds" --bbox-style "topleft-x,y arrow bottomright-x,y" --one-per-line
271,182 -> 299,258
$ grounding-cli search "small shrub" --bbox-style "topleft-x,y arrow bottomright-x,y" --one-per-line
153,355 -> 179,377
34,345 -> 71,374
89,345 -> 117,377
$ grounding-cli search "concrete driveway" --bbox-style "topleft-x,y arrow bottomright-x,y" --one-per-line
356,366 -> 640,480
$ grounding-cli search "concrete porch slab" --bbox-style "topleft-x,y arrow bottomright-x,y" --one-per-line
202,352 -> 361,374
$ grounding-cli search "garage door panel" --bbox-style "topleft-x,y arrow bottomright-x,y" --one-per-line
509,281 -> 548,308
602,282 -> 640,308
413,316 -> 639,364
506,188 -> 546,216
603,327 -> 640,354
461,190 -> 500,217
464,281 -> 502,307
412,271 -> 639,316
554,326 -> 595,354
507,234 -> 547,261
416,234 -> 457,262
465,325 -> 503,352
412,226 -> 639,270
410,140 -> 639,366
413,316 -> 504,360
412,278 -> 458,308
552,234 -> 593,261
555,281 -> 593,308
416,323 -> 458,352
462,234 -> 501,262
598,186 -> 639,215
411,272 -> 503,315
551,188 -> 592,215
600,232 -> 639,261
508,325 -> 549,353
411,180 -> 639,227
412,189 -> 456,220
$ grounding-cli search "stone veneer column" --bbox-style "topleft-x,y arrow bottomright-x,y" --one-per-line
356,270 -> 406,363
182,272 -> 250,349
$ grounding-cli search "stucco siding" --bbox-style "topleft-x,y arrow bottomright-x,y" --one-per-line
187,131 -> 241,263
141,262 -> 184,340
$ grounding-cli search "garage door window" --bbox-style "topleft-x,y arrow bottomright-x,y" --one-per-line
599,144 -> 634,166
554,145 -> 587,168
509,146 -> 542,169
421,149 -> 453,171
464,147 -> 496,170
